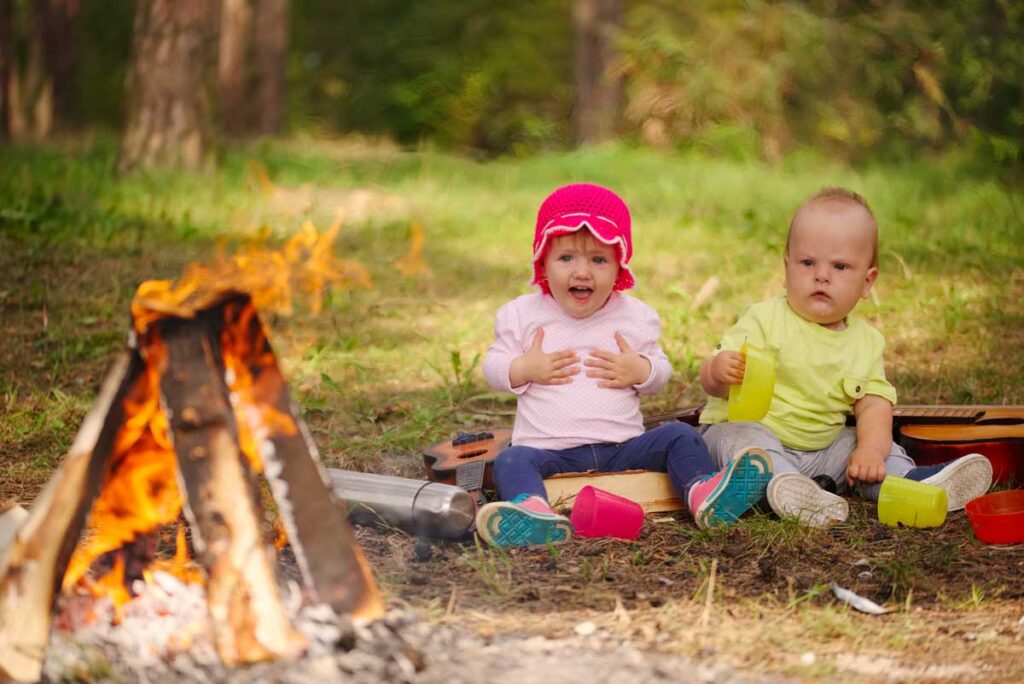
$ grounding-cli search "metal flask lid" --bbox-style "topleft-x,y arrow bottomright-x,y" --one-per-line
411,481 -> 477,538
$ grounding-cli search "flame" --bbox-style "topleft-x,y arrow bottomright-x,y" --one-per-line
394,220 -> 430,277
81,555 -> 131,624
63,337 -> 181,595
147,524 -> 205,587
272,520 -> 289,550
221,299 -> 299,474
66,220 -> 363,607
131,214 -> 371,334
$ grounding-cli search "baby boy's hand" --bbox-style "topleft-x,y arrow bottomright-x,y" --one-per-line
510,328 -> 580,387
584,332 -> 651,389
846,447 -> 887,486
710,350 -> 746,386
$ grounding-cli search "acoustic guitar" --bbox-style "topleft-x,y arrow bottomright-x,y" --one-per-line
422,429 -> 513,501
894,405 -> 1024,484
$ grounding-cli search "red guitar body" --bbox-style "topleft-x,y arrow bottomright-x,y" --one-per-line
896,408 -> 1024,485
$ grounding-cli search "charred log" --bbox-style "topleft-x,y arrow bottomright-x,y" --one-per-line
157,314 -> 306,664
222,299 -> 384,621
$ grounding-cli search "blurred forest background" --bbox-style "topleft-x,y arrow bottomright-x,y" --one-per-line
1,0 -> 1021,170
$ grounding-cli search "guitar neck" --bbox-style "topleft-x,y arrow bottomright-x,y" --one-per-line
893,405 -> 984,423
643,404 -> 705,428
894,404 -> 1024,425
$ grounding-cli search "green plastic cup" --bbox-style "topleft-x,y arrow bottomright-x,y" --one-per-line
727,343 -> 776,422
877,476 -> 948,528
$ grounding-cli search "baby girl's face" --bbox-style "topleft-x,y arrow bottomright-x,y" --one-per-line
784,202 -> 878,331
543,230 -> 620,319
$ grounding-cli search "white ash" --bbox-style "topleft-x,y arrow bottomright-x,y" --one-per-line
45,570 -> 219,678
44,576 -> 773,683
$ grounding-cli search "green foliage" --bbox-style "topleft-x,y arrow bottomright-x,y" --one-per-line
290,0 -> 571,154
44,1 -> 1024,167
618,0 -> 1024,168
429,349 -> 482,408
463,539 -> 515,595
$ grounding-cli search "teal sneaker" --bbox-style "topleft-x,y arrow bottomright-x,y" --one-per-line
688,447 -> 774,529
475,495 -> 573,548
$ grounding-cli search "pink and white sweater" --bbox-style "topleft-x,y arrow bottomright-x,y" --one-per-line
482,292 -> 672,450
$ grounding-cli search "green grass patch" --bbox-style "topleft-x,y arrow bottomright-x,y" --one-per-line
1,137 -> 1022,495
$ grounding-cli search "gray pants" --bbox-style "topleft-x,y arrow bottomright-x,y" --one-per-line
700,422 -> 916,501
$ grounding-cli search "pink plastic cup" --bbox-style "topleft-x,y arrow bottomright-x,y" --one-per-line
569,486 -> 644,540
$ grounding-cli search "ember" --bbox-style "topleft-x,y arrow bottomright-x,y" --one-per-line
0,224 -> 381,682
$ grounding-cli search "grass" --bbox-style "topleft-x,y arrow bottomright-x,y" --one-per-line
2,135 -> 1024,681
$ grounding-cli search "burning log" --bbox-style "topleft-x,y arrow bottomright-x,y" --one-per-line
0,352 -> 137,683
157,313 -> 306,664
216,300 -> 383,618
0,291 -> 384,682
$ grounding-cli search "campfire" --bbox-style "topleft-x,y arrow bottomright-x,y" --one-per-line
0,226 -> 384,681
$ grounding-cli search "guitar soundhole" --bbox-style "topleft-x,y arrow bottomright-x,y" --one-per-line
457,449 -> 487,460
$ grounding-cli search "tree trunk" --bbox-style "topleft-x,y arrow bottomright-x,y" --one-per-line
253,0 -> 287,135
218,0 -> 286,138
572,0 -> 622,146
0,0 -> 11,140
9,1 -> 52,140
118,0 -> 219,173
40,0 -> 79,131
218,0 -> 253,135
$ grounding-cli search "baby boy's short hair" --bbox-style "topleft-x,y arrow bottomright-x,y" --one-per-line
786,187 -> 879,268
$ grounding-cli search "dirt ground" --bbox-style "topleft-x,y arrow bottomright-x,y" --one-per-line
5,419 -> 1024,682
33,504 -> 1024,683
352,500 -> 1024,682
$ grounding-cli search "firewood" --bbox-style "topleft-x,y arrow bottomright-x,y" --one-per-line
219,296 -> 384,620
0,505 -> 28,559
159,317 -> 306,664
0,352 -> 136,683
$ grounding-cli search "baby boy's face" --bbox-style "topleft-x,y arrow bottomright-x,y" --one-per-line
543,230 -> 620,319
784,202 -> 878,331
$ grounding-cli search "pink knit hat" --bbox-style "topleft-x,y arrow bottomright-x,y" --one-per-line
532,183 -> 634,294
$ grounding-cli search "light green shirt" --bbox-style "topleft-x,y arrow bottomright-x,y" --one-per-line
700,295 -> 897,451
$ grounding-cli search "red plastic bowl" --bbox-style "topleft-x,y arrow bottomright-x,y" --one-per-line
965,490 -> 1024,545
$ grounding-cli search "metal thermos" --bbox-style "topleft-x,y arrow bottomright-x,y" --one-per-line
326,468 -> 477,539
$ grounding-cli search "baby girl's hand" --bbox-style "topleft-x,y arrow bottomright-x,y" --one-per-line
584,332 -> 652,389
510,328 -> 580,387
710,350 -> 746,386
846,446 -> 887,486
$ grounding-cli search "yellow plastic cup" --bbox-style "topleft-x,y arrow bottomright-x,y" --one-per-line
727,343 -> 776,422
877,476 -> 948,528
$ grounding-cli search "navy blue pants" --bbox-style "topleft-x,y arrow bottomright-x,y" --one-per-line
492,422 -> 715,502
